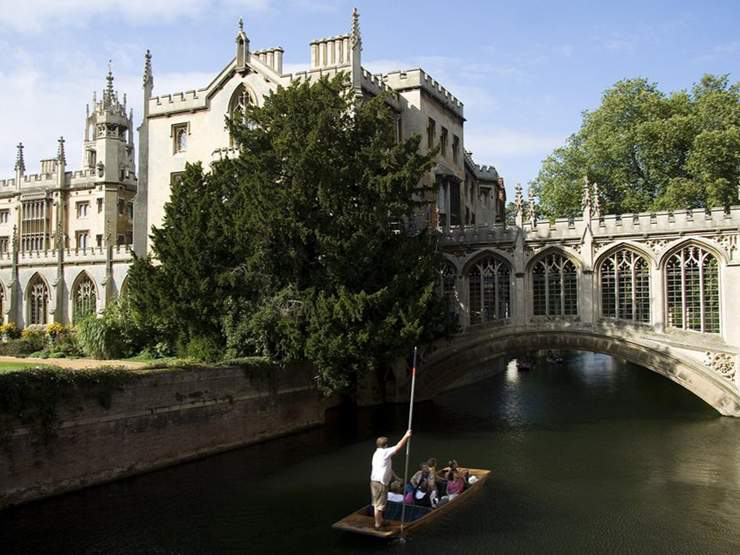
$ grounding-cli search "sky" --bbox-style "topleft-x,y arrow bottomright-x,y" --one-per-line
0,0 -> 738,197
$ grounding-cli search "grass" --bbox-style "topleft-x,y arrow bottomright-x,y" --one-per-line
0,361 -> 62,374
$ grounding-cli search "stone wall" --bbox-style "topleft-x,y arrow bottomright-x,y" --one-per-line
0,364 -> 335,509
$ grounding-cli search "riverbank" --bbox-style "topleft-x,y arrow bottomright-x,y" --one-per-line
0,361 -> 337,509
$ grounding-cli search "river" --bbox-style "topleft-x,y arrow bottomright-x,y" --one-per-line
2,351 -> 739,554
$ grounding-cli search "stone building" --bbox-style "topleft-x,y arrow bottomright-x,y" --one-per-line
134,10 -> 505,253
0,67 -> 135,326
0,10 -> 503,328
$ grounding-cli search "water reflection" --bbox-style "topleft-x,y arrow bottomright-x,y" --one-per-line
1,351 -> 739,555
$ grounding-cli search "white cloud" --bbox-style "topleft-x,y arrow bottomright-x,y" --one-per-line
0,0 -> 272,33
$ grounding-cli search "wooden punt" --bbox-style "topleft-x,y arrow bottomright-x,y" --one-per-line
332,468 -> 490,539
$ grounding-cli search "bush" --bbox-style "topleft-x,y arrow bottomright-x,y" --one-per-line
20,327 -> 48,352
0,339 -> 39,357
0,322 -> 20,340
76,297 -> 152,360
181,336 -> 223,363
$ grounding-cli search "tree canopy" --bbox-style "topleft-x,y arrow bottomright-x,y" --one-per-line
128,74 -> 453,395
530,74 -> 740,218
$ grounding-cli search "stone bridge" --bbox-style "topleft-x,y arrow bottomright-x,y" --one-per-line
410,184 -> 740,416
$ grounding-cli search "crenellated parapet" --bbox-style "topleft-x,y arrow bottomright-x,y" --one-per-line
383,69 -> 464,118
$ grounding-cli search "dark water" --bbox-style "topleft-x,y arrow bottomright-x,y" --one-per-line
2,352 -> 740,554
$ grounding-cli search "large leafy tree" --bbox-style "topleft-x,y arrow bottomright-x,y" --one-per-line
130,74 -> 452,394
531,74 -> 740,218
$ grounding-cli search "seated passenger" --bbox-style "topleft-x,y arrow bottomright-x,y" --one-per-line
410,463 -> 433,489
445,469 -> 466,499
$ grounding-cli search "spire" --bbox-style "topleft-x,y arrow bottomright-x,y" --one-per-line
514,183 -> 523,212
143,49 -> 153,91
57,136 -> 66,164
581,176 -> 592,219
235,17 -> 249,71
528,187 -> 537,225
592,182 -> 601,218
351,7 -> 362,50
14,142 -> 25,173
105,60 -> 115,101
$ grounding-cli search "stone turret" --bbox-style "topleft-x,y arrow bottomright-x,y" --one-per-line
235,17 -> 250,72
134,50 -> 152,256
514,183 -> 524,227
82,63 -> 135,182
14,142 -> 25,190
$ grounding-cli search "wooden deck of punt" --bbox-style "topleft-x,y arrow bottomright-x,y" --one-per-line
332,468 -> 490,539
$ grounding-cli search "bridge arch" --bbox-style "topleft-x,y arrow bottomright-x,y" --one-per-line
414,327 -> 740,416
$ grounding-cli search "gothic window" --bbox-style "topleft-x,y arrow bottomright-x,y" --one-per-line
228,85 -> 254,145
172,123 -> 188,154
452,135 -> 460,164
76,201 -> 89,218
440,127 -> 448,158
76,230 -> 89,250
468,254 -> 511,325
532,252 -> 577,317
21,200 -> 48,252
427,118 -> 436,149
28,274 -> 48,325
0,209 -> 8,223
0,236 -> 8,253
73,274 -> 96,321
600,249 -> 650,323
440,263 -> 458,321
665,245 -> 720,333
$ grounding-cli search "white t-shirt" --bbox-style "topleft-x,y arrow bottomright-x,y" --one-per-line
370,447 -> 396,485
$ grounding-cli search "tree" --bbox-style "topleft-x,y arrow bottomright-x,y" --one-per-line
130,73 -> 452,394
531,74 -> 740,218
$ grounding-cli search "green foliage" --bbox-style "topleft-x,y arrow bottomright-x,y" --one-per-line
531,74 -> 740,218
129,73 -> 449,395
0,322 -> 21,340
76,296 -> 151,359
0,366 -> 135,445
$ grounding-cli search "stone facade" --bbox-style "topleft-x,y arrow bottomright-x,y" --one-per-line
134,10 -> 505,254
0,67 -> 135,326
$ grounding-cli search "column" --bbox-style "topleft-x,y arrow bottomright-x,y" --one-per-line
444,179 -> 451,234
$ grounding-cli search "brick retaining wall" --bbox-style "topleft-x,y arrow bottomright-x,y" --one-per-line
0,364 -> 335,509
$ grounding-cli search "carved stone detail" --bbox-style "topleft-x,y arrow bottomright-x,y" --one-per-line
705,351 -> 736,382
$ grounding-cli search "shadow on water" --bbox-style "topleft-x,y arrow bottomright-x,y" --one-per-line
1,351 -> 739,554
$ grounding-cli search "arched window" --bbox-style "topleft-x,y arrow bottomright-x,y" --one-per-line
440,263 -> 456,301
73,274 -> 97,321
28,274 -> 48,325
468,255 -> 511,325
600,249 -> 650,323
228,84 -> 254,145
532,253 -> 577,317
665,245 -> 720,333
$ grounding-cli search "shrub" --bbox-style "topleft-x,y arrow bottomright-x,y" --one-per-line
20,327 -> 48,353
0,322 -> 20,340
181,336 -> 223,363
75,297 -> 152,360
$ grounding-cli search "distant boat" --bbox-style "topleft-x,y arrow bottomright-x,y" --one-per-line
517,359 -> 535,371
332,468 -> 490,539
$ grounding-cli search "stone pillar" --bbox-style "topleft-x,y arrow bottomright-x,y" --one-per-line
53,224 -> 65,323
474,179 -> 480,227
444,179 -> 451,234
512,222 -> 527,326
651,261 -> 664,333
8,226 -> 20,325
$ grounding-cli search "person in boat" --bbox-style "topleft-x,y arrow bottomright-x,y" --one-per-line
370,430 -> 412,530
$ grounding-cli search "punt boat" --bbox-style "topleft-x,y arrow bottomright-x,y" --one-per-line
332,468 -> 490,539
